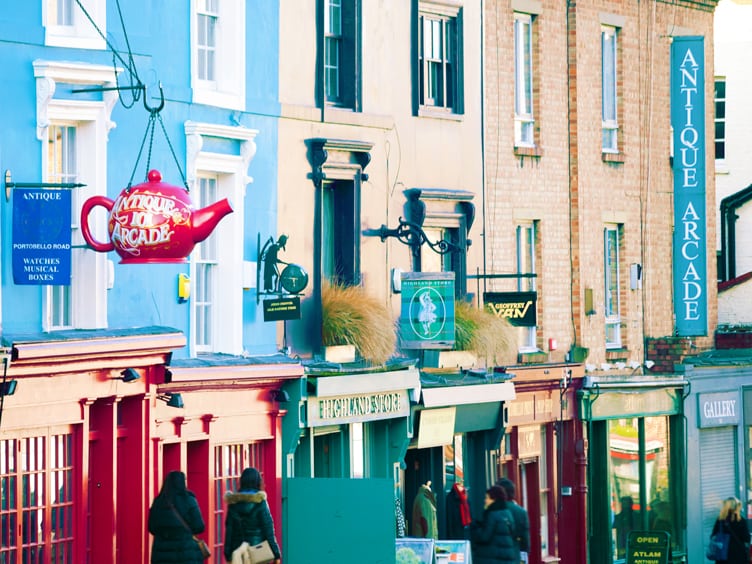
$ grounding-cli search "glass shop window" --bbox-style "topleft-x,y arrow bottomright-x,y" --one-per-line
444,434 -> 464,491
608,416 -> 672,561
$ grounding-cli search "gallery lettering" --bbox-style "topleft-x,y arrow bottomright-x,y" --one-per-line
703,399 -> 736,419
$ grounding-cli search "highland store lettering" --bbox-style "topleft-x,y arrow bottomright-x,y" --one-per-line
319,393 -> 402,419
309,390 -> 410,426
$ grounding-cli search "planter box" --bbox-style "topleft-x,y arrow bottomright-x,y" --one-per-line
324,344 -> 356,363
423,350 -> 477,369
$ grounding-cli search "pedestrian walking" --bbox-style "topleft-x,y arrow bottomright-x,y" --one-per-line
709,497 -> 750,564
148,470 -> 207,564
470,485 -> 518,564
223,467 -> 281,563
496,477 -> 530,562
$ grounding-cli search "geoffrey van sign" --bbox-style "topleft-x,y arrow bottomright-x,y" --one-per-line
484,292 -> 536,327
671,37 -> 707,336
698,391 -> 740,428
12,189 -> 71,285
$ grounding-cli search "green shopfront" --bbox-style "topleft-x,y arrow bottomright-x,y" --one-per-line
279,363 -> 421,564
578,376 -> 688,564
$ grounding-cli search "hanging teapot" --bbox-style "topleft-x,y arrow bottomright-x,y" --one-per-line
80,169 -> 233,264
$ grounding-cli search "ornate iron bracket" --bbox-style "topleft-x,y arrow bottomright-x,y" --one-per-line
364,217 -> 463,256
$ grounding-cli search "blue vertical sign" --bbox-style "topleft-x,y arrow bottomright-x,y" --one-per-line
671,37 -> 707,336
12,189 -> 72,285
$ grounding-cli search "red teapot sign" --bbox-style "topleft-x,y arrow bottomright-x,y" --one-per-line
81,169 -> 232,264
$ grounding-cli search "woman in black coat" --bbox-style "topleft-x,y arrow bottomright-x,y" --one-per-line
223,467 -> 281,563
470,485 -> 518,564
711,496 -> 751,564
148,471 -> 207,564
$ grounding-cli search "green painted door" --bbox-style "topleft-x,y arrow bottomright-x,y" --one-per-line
286,477 -> 395,564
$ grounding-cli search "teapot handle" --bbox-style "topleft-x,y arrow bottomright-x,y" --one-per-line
80,196 -> 115,253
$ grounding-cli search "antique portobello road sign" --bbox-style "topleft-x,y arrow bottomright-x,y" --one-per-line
12,188 -> 71,285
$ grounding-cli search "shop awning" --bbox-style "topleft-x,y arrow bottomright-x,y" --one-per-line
421,381 -> 515,408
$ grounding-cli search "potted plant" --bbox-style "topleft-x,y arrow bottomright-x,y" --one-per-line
425,300 -> 516,368
321,282 -> 396,365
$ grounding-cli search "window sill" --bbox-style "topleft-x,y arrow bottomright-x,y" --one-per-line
417,107 -> 463,121
605,348 -> 629,361
602,151 -> 625,164
514,145 -> 543,158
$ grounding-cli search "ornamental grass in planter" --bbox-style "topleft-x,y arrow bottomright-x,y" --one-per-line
321,282 -> 396,365
454,300 -> 517,366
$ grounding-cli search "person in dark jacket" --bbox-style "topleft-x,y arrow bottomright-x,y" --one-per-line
496,477 -> 530,559
470,485 -> 518,564
148,470 -> 207,564
711,496 -> 751,564
446,481 -> 472,540
223,467 -> 281,563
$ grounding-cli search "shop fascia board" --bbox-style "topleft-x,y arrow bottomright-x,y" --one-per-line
421,381 -> 516,408
313,367 -> 421,398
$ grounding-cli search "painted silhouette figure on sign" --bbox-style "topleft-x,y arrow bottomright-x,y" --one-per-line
261,235 -> 289,292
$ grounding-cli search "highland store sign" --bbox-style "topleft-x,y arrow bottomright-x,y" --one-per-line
671,36 -> 707,336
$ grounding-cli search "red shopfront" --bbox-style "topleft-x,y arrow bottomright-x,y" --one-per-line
0,327 -> 301,564
497,364 -> 586,564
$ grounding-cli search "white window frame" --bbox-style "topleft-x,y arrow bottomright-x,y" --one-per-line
35,61 -> 118,331
43,0 -> 106,50
185,121 -> 257,356
418,0 -> 461,113
190,0 -> 246,110
514,13 -> 535,147
601,25 -> 619,153
324,0 -> 343,104
517,222 -> 537,352
604,225 -> 622,349
714,77 -> 726,164
193,175 -> 220,353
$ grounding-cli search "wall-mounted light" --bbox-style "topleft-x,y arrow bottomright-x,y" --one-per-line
119,368 -> 141,383
0,380 -> 17,396
158,393 -> 184,408
271,389 -> 290,403
177,273 -> 191,303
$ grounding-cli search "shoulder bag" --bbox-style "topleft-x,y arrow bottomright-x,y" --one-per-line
706,521 -> 730,561
169,503 -> 211,560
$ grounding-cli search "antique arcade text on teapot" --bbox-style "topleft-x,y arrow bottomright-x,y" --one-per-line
80,169 -> 233,264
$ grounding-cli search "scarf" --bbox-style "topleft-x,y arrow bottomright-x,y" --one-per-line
453,483 -> 472,527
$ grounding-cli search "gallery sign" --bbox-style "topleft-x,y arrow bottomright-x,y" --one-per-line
698,391 -> 740,428
12,188 -> 71,285
484,291 -> 536,326
399,272 -> 455,349
671,37 -> 707,336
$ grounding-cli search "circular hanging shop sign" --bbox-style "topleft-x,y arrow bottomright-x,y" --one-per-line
279,263 -> 309,294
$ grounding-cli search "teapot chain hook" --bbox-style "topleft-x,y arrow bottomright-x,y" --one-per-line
126,82 -> 189,192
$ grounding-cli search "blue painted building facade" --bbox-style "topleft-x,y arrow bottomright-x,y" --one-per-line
0,3 -> 301,562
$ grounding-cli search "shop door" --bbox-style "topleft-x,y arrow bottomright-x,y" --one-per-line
700,427 -> 736,551
286,477 -> 394,564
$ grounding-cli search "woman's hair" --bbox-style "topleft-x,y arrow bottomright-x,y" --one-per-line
720,497 -> 743,522
239,467 -> 263,491
156,471 -> 187,504
486,485 -> 507,502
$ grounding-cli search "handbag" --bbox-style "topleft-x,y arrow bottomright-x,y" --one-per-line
247,539 -> 275,564
194,536 -> 211,559
169,503 -> 211,560
706,521 -> 730,561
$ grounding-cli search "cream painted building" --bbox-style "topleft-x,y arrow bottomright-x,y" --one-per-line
277,2 -> 484,354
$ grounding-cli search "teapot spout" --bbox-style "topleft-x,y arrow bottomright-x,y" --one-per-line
192,198 -> 234,243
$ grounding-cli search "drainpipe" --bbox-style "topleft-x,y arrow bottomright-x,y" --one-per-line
719,183 -> 752,282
